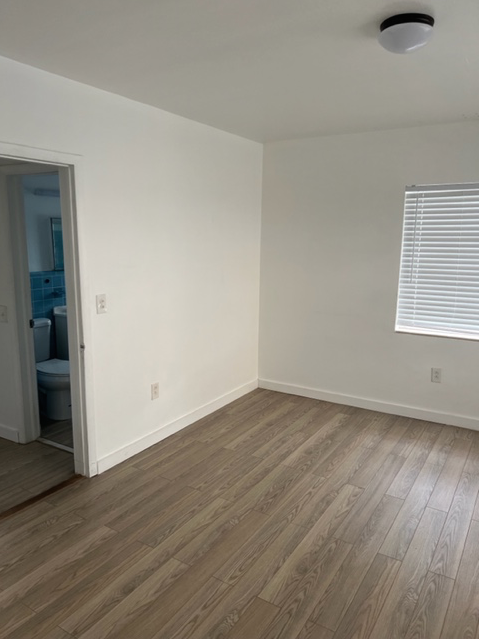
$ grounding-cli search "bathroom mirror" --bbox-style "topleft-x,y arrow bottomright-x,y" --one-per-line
51,218 -> 64,271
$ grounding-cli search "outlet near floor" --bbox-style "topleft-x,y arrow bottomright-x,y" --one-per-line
151,382 -> 160,400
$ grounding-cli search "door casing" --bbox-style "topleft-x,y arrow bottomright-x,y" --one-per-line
0,141 -> 95,476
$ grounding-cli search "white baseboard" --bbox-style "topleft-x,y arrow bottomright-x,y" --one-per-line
96,379 -> 259,474
0,423 -> 20,443
259,379 -> 479,432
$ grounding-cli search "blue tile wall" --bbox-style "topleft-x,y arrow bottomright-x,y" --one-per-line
30,271 -> 66,321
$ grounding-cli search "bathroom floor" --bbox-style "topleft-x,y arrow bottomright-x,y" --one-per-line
40,416 -> 74,449
0,437 -> 75,514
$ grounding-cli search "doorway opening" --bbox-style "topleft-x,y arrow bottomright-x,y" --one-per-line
23,172 -> 73,451
0,151 -> 90,513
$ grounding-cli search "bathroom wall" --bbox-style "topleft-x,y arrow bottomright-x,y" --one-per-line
0,55 -> 262,467
23,174 -> 61,272
30,271 -> 66,321
24,174 -> 66,323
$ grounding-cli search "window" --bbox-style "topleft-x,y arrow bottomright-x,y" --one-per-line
396,183 -> 479,340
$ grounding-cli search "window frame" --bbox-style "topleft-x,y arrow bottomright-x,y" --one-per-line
395,182 -> 479,342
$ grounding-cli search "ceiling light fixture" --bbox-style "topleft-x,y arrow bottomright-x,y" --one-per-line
378,13 -> 435,54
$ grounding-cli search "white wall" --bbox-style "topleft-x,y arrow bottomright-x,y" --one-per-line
0,55 -> 262,468
260,122 -> 479,429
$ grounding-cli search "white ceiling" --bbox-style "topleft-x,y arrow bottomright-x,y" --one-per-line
0,0 -> 478,142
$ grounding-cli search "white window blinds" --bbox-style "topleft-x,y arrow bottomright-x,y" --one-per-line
396,183 -> 479,340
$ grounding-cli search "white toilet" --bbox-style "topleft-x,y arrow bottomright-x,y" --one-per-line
33,317 -> 71,421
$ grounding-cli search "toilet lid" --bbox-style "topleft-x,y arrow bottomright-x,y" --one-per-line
36,358 -> 70,377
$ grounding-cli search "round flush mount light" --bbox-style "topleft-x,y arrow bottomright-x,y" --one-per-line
378,13 -> 435,54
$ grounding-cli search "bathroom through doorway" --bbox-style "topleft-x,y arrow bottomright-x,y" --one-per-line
0,150 -> 90,513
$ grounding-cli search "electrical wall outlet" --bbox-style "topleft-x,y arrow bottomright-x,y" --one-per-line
0,305 -> 7,323
96,294 -> 107,314
151,382 -> 160,400
431,368 -> 442,383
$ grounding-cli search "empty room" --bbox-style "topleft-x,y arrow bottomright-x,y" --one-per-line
0,1 -> 478,638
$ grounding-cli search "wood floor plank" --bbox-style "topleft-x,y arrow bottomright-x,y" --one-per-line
306,419 -> 371,477
368,507 -> 446,639
0,512 -> 87,581
387,423 -> 441,499
214,515 -> 300,587
170,446 -> 238,488
223,399 -> 303,453
251,465 -> 309,515
429,471 -> 479,579
358,413 -> 396,450
311,494 -> 403,631
0,524 -> 117,607
139,495 -> 231,548
136,576 -> 231,639
154,440 -> 220,480
259,485 -> 360,606
196,393 -> 293,447
252,406 -> 322,458
74,557 -> 191,639
0,500 -> 54,536
0,487 -> 34,512
427,437 -> 472,512
404,571 -> 454,639
298,403 -> 351,437
21,534 -> 146,613
257,538 -> 351,639
263,471 -> 331,527
391,417 -> 427,457
172,522 -> 308,639
0,602 -> 36,639
463,432 -> 479,475
0,440 -> 74,514
3,541 -> 150,639
43,463 -> 136,505
174,502 -> 268,568
220,450 -> 302,504
295,621 -> 334,639
0,508 -> 84,557
425,425 -> 461,468
74,470 -> 172,525
225,598 -> 279,639
292,468 -> 363,530
127,431 -> 198,470
380,462 -> 442,560
334,453 -> 405,544
334,553 -> 401,639
41,628 -> 72,639
310,416 -> 372,480
281,413 -> 353,471
439,519 -> 479,639
215,398 -> 300,452
348,419 -> 409,489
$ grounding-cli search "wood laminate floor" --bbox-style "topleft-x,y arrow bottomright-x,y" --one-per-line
0,438 -> 75,513
2,388 -> 479,638
40,418 -> 74,449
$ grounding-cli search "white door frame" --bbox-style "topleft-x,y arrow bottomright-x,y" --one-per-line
0,140 -> 96,476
